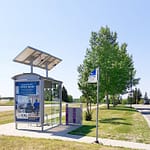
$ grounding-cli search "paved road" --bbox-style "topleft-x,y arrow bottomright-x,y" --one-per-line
0,103 -> 66,112
0,106 -> 14,112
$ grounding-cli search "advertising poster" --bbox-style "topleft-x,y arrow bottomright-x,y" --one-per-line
15,81 -> 40,122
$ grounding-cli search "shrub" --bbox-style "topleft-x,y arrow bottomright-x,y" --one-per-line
122,99 -> 128,105
139,99 -> 144,104
85,111 -> 92,121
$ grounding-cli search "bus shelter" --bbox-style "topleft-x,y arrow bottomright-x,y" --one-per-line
12,46 -> 62,131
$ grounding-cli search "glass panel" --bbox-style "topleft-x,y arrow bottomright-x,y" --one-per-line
44,82 -> 60,127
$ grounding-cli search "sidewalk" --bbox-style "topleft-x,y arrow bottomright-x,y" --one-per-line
0,123 -> 150,150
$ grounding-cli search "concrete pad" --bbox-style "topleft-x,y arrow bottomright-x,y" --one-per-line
0,123 -> 150,149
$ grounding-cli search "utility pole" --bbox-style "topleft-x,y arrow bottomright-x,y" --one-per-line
95,67 -> 100,143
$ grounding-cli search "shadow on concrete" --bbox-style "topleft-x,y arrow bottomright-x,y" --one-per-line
17,124 -> 83,139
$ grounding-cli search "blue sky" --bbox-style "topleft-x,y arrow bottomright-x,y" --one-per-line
0,0 -> 150,98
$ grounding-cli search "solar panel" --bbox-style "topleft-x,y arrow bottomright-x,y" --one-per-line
13,46 -> 62,71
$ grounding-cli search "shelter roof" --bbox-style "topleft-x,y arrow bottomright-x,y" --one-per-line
12,73 -> 62,84
13,46 -> 62,71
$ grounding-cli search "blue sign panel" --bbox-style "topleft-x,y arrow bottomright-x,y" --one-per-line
16,81 -> 39,95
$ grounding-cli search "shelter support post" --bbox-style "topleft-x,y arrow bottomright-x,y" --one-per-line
59,83 -> 62,125
46,63 -> 48,78
30,60 -> 33,73
15,122 -> 18,129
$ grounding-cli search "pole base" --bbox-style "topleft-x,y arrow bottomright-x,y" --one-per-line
94,140 -> 99,144
93,140 -> 103,145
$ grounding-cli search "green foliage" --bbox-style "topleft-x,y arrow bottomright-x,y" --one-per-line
137,88 -> 142,101
68,95 -> 73,102
62,86 -> 73,102
144,92 -> 148,100
132,88 -> 142,104
144,92 -> 149,104
62,86 -> 68,102
139,99 -> 144,104
44,88 -> 52,101
77,26 -> 138,109
122,99 -> 128,105
80,95 -> 88,103
73,98 -> 80,103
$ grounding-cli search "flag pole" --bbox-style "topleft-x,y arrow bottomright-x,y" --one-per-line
95,67 -> 100,143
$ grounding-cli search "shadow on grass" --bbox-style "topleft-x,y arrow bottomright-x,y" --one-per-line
69,125 -> 95,136
100,117 -> 132,125
100,105 -> 137,112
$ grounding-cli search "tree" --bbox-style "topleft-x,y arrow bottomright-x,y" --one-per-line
144,92 -> 149,104
44,88 -> 52,101
78,26 -> 137,110
137,88 -> 142,103
144,92 -> 148,99
68,95 -> 73,102
133,88 -> 138,104
132,88 -> 142,104
78,54 -> 97,119
62,86 -> 69,102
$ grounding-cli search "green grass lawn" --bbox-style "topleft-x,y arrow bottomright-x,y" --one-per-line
0,111 -> 14,124
1,104 -> 150,144
44,102 -> 87,115
70,105 -> 150,144
0,100 -> 14,106
0,135 -> 130,150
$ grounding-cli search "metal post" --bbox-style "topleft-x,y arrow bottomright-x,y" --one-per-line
130,70 -> 133,108
30,61 -> 33,73
59,83 -> 62,125
14,80 -> 18,129
95,67 -> 100,143
46,63 -> 48,78
40,80 -> 44,131
15,122 -> 18,129
80,103 -> 82,125
66,103 -> 68,125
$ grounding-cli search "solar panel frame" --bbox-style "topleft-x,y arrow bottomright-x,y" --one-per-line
13,46 -> 62,71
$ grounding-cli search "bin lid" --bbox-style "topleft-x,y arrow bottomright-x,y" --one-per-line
13,46 -> 62,71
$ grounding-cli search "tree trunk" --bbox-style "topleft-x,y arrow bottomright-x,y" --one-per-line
106,93 -> 110,109
90,101 -> 92,112
112,95 -> 115,107
87,101 -> 89,112
86,99 -> 92,121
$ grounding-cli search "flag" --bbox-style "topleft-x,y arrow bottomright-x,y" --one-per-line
88,69 -> 97,83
